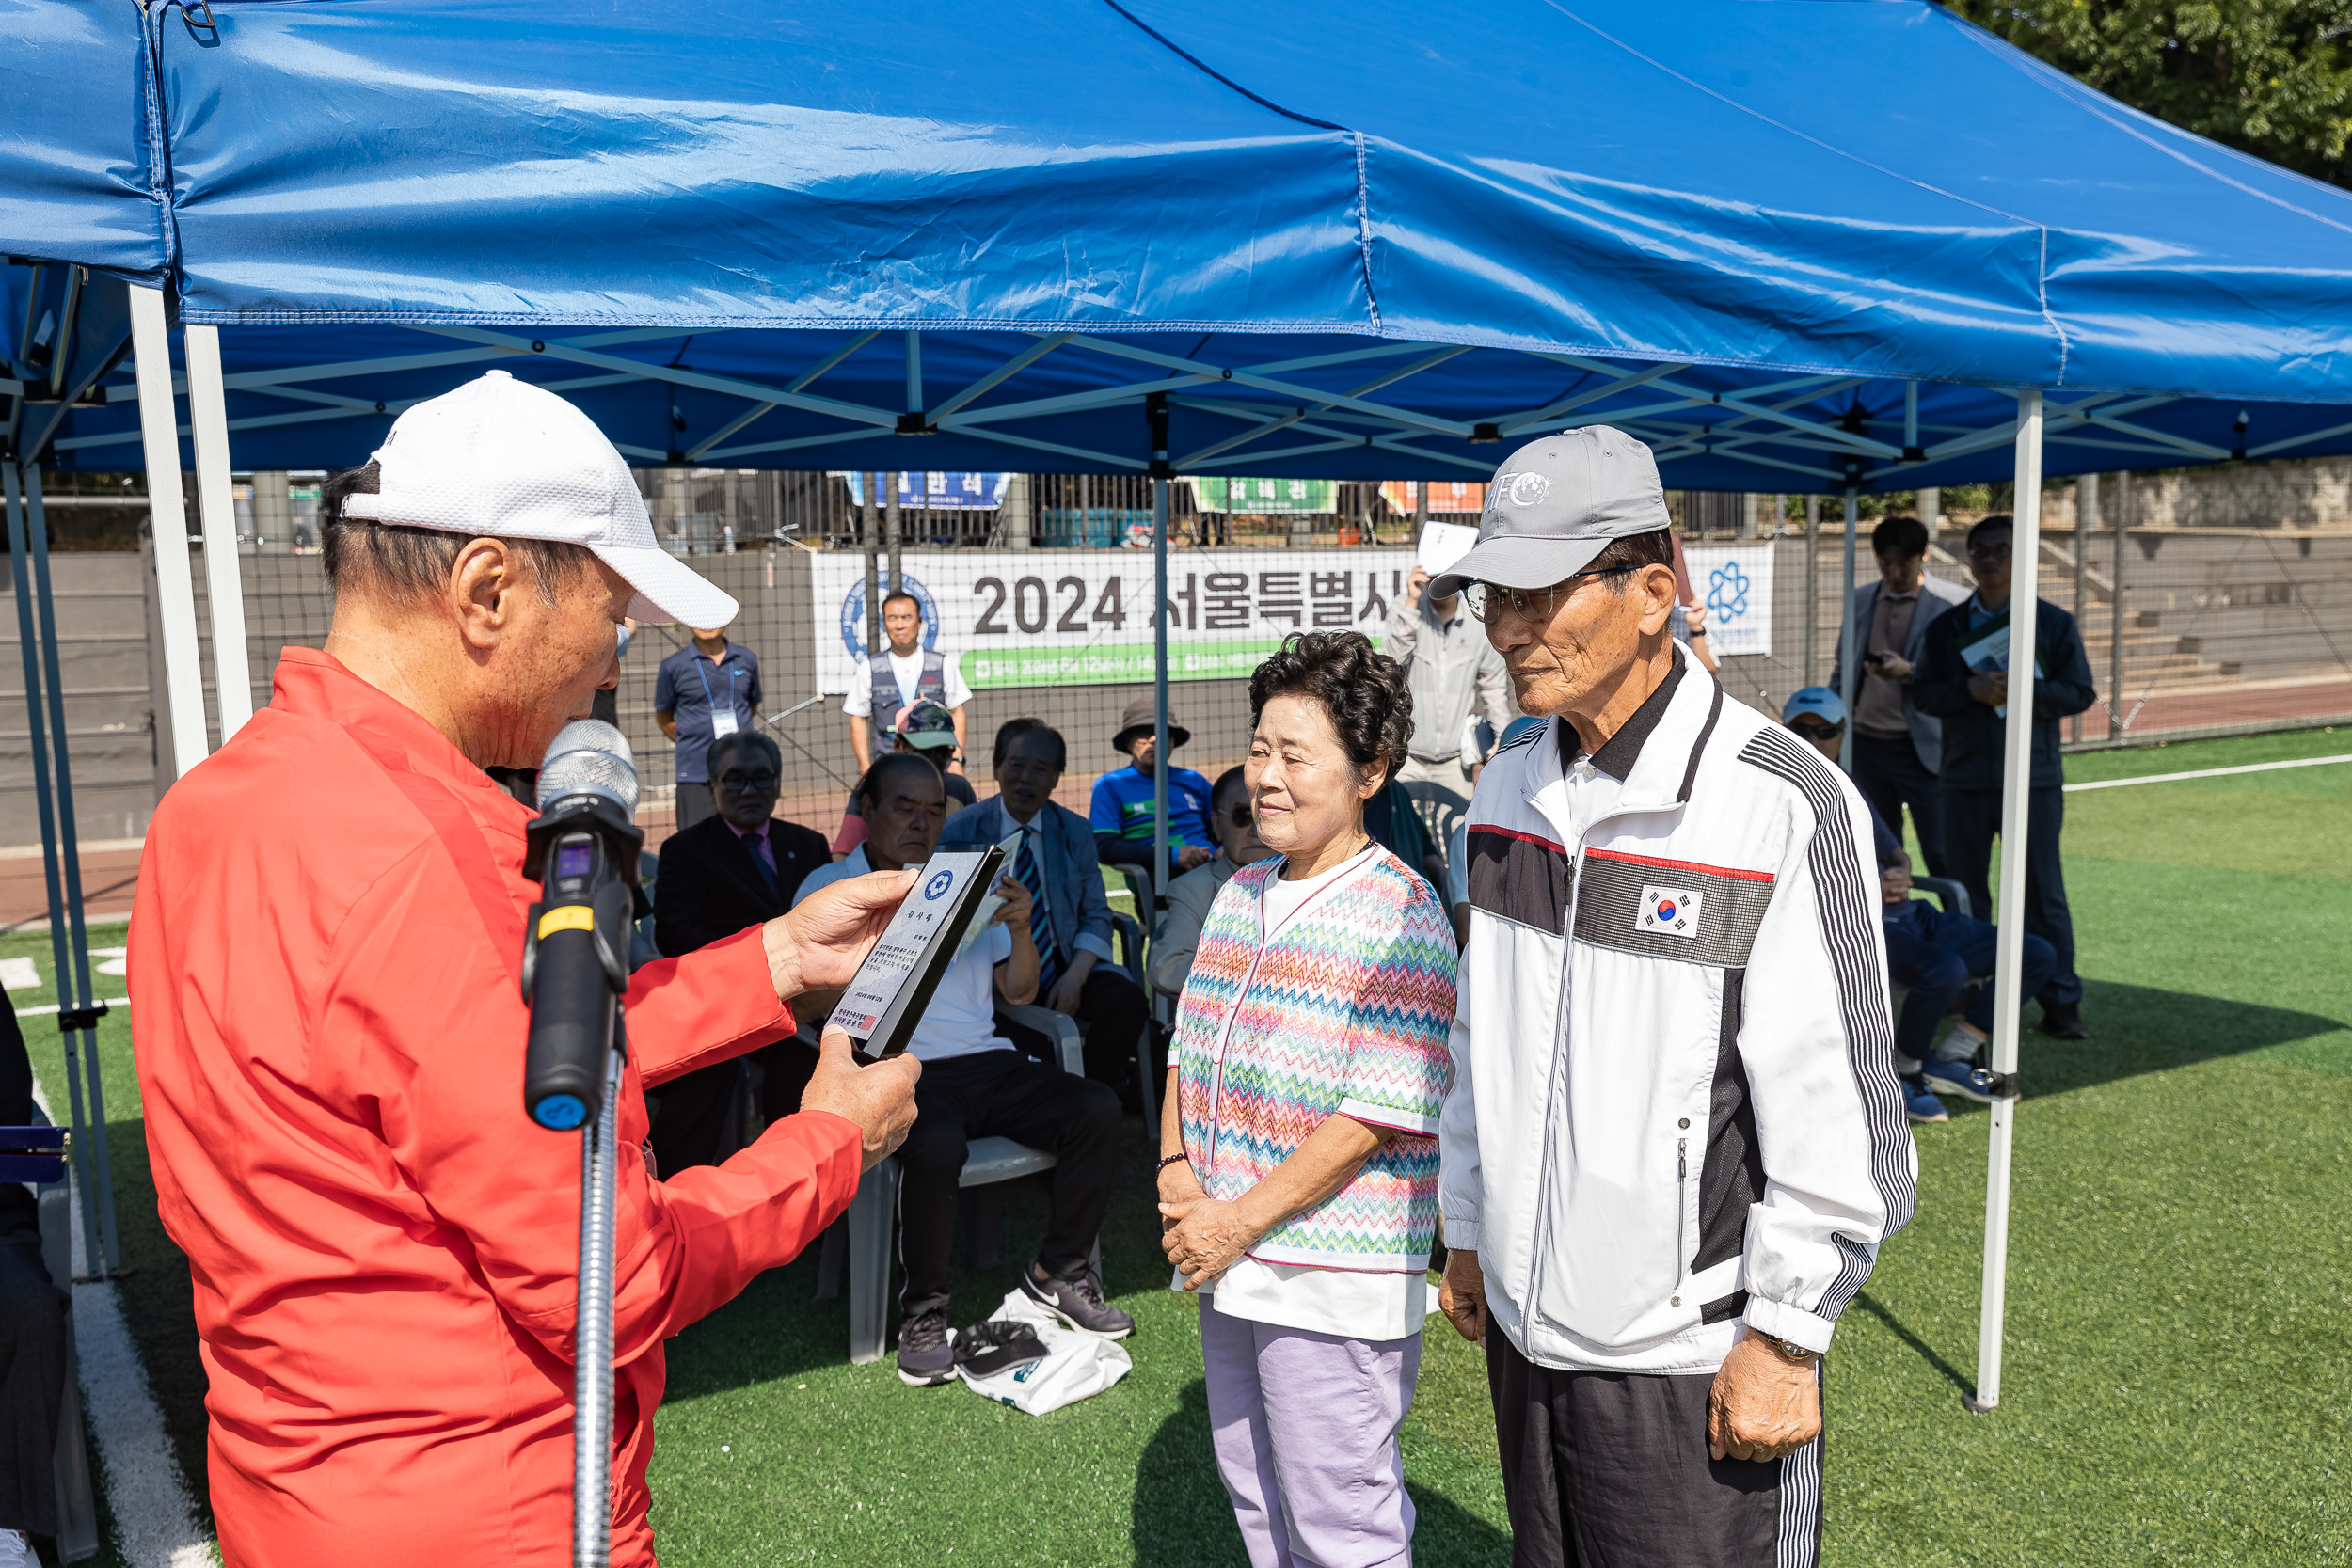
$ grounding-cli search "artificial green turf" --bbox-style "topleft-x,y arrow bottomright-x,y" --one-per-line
14,730 -> 2350,1565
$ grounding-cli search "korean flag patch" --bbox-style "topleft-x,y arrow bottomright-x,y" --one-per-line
1638,885 -> 1704,938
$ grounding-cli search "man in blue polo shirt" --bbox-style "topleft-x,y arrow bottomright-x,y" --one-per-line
655,621 -> 762,831
1089,694 -> 1214,881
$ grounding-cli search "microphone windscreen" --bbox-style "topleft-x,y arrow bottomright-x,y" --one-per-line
537,719 -> 639,816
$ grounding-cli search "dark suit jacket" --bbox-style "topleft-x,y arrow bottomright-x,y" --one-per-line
939,796 -> 1119,968
1911,597 -> 2097,793
653,815 -> 833,957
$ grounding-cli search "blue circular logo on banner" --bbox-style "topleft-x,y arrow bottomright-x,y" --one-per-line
924,870 -> 955,901
839,573 -> 941,661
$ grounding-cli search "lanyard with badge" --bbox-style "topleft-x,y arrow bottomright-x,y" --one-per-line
694,652 -> 740,738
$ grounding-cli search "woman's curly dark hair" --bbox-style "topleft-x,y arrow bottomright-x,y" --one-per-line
1247,631 -> 1413,784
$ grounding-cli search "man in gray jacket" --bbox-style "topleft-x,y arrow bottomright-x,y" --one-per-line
1830,514 -> 1970,874
1388,562 -> 1515,792
1436,429 -> 1915,1568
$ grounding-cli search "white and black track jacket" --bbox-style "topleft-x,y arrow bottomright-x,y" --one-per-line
1439,648 -> 1915,1372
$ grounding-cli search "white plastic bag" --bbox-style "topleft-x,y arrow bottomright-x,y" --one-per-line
956,1289 -> 1132,1415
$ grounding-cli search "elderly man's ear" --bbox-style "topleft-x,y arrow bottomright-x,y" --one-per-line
448,538 -> 525,649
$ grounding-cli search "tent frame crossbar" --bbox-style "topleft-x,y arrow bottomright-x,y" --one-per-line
41,318 -> 2230,483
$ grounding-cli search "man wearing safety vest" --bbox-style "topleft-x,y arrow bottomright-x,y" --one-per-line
131,372 -> 922,1567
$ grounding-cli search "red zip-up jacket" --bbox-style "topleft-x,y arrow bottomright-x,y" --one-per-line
131,648 -> 860,1566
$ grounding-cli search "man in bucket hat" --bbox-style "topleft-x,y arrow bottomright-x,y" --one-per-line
131,371 -> 923,1568
1436,427 -> 1915,1568
1090,692 -> 1216,880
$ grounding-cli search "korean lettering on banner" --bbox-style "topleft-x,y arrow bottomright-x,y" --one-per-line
1187,476 -> 1338,515
1680,546 -> 1774,657
812,549 -> 1413,692
838,472 -> 1012,512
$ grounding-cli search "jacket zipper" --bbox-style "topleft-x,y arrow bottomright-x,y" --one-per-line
1522,796 -> 1651,1331
1677,1137 -> 1689,1290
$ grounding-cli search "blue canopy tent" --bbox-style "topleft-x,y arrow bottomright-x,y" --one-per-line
8,0 -> 2352,1432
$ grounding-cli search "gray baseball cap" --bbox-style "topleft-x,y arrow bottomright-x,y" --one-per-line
1428,426 -> 1671,600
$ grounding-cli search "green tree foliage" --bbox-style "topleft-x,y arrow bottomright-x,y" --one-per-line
1947,1 -> 2352,186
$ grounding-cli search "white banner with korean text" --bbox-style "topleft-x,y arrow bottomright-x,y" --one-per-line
811,549 -> 1415,693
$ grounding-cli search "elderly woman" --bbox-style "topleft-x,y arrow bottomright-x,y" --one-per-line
1158,631 -> 1459,1568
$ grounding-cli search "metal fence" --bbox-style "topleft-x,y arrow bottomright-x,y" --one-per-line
4,474 -> 2351,851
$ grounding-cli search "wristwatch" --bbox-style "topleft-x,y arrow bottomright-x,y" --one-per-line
1758,1332 -> 1820,1364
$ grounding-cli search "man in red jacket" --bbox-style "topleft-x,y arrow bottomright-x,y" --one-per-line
131,371 -> 920,1567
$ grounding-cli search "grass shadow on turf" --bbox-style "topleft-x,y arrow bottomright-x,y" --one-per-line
1851,1290 -> 1973,1401
666,1119 -> 1176,1402
1998,980 -> 2344,1098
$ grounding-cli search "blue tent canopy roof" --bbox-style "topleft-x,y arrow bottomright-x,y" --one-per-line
6,0 -> 2351,485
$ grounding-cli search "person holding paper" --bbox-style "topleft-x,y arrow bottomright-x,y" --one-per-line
1391,522 -> 1513,792
655,619 -> 761,831
129,372 -> 919,1568
796,752 -> 1133,1388
1911,515 -> 2097,1039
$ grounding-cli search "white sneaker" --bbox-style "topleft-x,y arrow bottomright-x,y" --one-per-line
0,1527 -> 38,1568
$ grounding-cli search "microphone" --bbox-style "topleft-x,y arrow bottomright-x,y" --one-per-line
520,721 -> 646,1132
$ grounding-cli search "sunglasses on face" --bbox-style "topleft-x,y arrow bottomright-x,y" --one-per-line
1227,805 -> 1254,828
1463,564 -> 1638,626
1790,720 -> 1844,740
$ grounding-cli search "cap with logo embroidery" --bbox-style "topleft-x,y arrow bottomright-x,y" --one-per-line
340,369 -> 738,628
1428,425 -> 1671,600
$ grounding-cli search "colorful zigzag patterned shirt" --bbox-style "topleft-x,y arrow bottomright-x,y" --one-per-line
1173,846 -> 1458,1271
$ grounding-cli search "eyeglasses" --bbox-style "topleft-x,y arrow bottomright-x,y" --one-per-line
717,769 -> 779,790
1464,564 -> 1637,625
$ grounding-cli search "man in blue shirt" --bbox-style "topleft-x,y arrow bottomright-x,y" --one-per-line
1089,694 -> 1215,880
655,622 -> 762,831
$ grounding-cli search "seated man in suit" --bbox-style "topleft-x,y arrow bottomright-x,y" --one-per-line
797,752 -> 1130,1386
645,730 -> 834,1175
944,721 -> 1152,1106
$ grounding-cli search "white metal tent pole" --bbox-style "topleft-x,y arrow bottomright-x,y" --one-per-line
183,324 -> 254,741
1969,388 -> 2044,1415
1152,476 -> 1170,911
1837,487 -> 1858,768
129,286 -> 211,776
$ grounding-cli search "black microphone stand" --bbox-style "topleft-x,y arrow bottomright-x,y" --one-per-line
520,790 -> 644,1568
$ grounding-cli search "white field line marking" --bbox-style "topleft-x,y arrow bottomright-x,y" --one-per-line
30,1075 -> 218,1567
13,997 -> 130,1018
2064,752 -> 2352,793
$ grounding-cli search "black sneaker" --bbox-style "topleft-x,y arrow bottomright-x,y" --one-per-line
1019,1260 -> 1136,1340
895,1307 -> 957,1386
2040,1003 -> 2090,1040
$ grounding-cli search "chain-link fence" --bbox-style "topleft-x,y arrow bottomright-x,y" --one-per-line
6,472 -> 2351,851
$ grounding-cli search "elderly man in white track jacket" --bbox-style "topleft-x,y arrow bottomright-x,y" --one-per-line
1432,428 -> 1916,1568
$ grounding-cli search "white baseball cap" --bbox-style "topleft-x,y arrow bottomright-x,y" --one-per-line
340,370 -> 737,627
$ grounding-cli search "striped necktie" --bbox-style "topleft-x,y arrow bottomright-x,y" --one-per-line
1015,823 -> 1061,988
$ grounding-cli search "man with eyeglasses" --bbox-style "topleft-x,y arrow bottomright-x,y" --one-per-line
1911,515 -> 2098,1040
645,730 -> 835,1173
1434,427 -> 1915,1568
